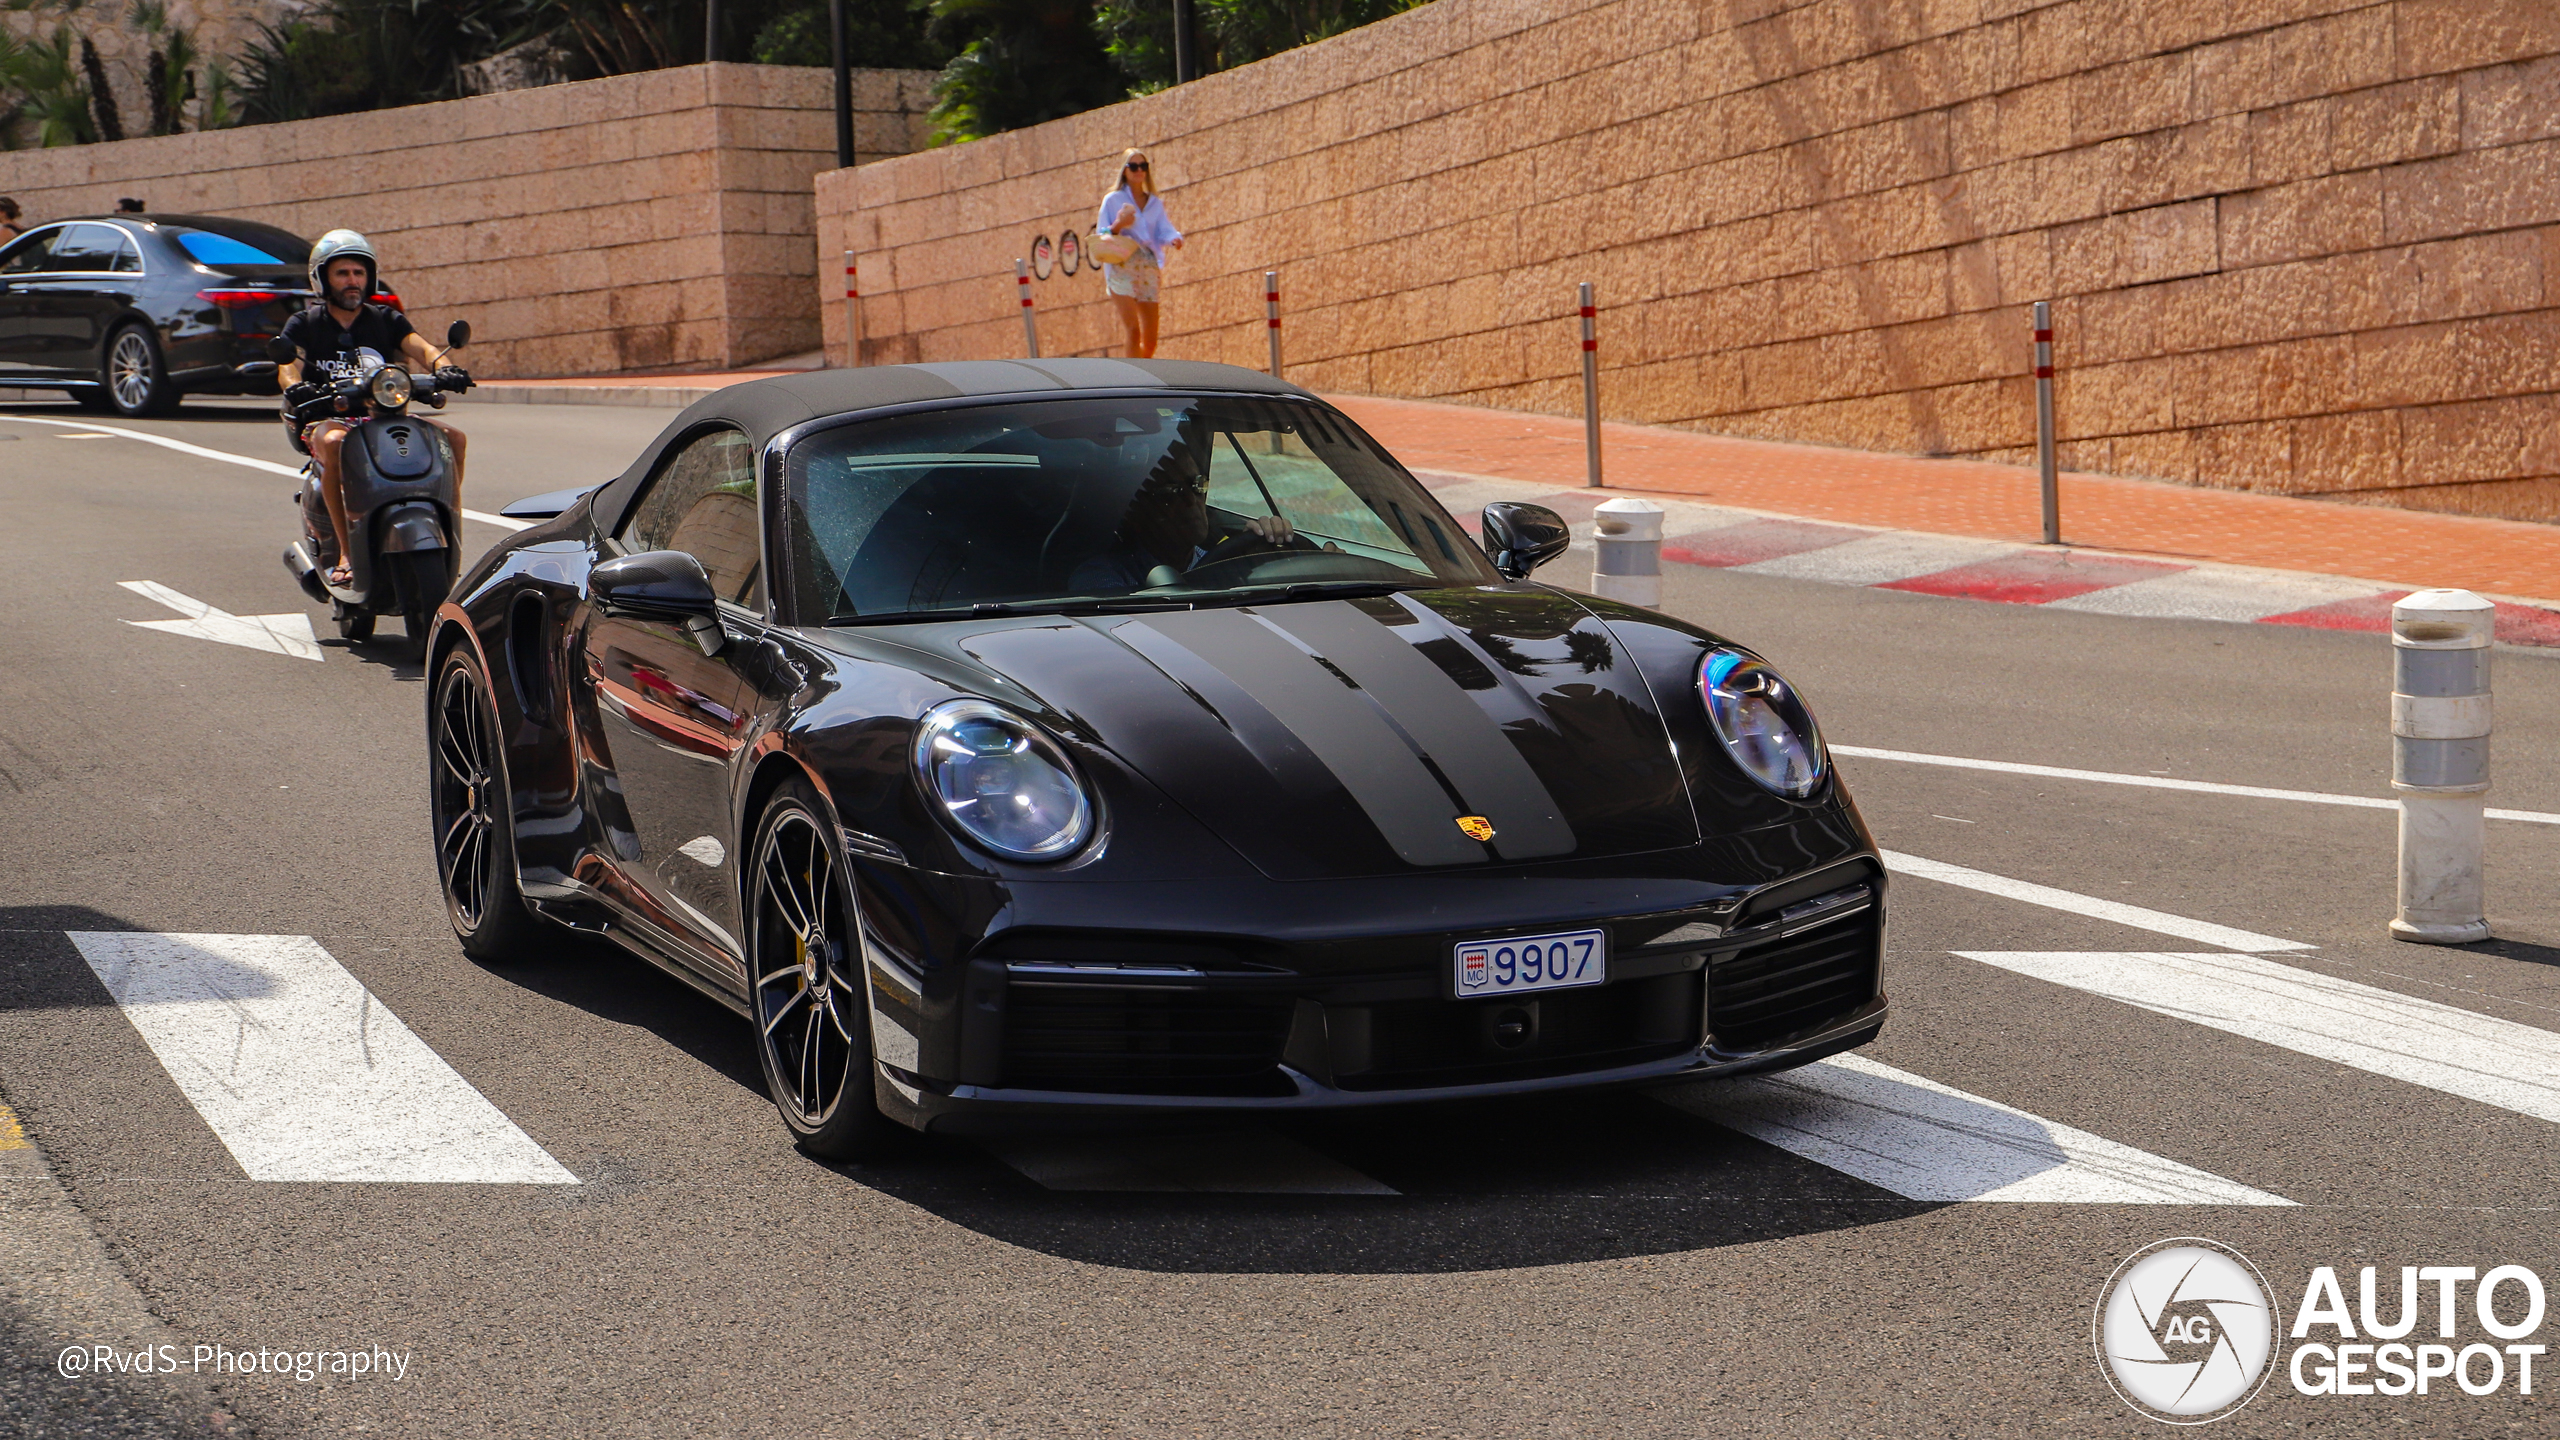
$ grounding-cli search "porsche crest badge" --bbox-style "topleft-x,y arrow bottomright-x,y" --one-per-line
1455,815 -> 1496,842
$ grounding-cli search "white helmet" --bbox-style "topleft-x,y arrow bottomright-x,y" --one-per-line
307,228 -> 377,299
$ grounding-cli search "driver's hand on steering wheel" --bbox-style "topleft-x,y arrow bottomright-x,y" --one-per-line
1243,513 -> 1296,545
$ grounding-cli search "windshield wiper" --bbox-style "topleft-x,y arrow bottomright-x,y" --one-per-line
1191,581 -> 1425,608
829,597 -> 1195,627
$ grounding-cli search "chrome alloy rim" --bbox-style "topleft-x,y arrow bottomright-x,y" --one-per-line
430,664 -> 497,928
752,810 -> 858,1125
109,331 -> 155,410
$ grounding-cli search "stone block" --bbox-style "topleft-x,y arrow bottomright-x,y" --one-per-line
2108,427 -> 2198,484
2193,8 -> 2394,118
2394,0 -> 2560,78
2055,356 -> 2178,436
2461,52 -> 2560,149
2383,138 -> 2560,245
2050,198 -> 2220,292
2218,171 -> 2384,270
2192,419 -> 2298,494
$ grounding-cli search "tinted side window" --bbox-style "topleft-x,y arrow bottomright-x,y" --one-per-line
0,229 -> 59,275
107,229 -> 142,274
49,224 -> 118,273
618,429 -> 763,609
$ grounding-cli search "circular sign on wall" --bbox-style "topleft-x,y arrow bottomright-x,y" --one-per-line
1058,230 -> 1081,276
1031,234 -> 1054,281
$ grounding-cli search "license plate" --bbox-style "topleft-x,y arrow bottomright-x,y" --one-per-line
1455,928 -> 1605,997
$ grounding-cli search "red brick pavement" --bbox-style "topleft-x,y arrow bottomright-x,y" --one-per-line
1327,395 -> 2560,606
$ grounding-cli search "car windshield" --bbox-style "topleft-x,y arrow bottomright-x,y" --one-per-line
784,395 -> 1498,622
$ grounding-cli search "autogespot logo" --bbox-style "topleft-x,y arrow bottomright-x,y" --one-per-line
2095,1238 -> 2281,1424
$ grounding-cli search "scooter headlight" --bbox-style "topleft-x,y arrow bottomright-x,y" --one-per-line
913,700 -> 1094,861
368,366 -> 413,407
1699,648 -> 1826,798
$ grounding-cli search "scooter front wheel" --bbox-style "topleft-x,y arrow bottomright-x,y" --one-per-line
334,602 -> 375,643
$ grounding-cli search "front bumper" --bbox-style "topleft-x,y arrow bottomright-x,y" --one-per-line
871,867 -> 1889,1132
895,993 -> 1887,1132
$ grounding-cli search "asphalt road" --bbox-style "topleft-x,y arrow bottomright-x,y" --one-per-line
1,394 -> 2554,1438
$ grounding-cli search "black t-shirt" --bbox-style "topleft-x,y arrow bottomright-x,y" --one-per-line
280,302 -> 415,382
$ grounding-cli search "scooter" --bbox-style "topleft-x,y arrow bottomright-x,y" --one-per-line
253,322 -> 474,650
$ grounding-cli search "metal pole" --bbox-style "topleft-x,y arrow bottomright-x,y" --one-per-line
2034,300 -> 2059,545
1173,0 -> 1198,83
1264,270 -> 1282,379
2391,589 -> 2494,943
705,0 -> 719,62
1579,281 -> 1602,489
1015,259 -> 1039,359
828,0 -> 853,170
1591,497 -> 1662,609
842,250 -> 861,368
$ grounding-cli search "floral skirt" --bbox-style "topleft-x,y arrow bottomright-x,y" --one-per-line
1101,251 -> 1161,303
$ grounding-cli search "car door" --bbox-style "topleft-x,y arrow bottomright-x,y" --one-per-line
23,223 -> 122,376
578,427 -> 766,962
0,226 -> 63,375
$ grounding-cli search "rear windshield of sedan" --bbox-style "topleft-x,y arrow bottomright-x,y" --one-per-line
167,221 -> 308,270
783,395 -> 1497,622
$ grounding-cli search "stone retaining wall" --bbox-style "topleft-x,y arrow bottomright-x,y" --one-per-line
2,63 -> 933,376
822,0 -> 2560,521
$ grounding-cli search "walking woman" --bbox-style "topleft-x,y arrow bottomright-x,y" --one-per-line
1097,149 -> 1182,358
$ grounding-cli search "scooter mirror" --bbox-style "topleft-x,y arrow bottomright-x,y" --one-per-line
445,321 -> 470,350
266,336 -> 296,363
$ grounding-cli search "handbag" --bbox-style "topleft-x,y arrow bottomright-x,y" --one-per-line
1091,228 -> 1141,266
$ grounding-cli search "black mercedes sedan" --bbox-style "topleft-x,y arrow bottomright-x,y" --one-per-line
0,212 -> 398,416
433,360 -> 1887,1159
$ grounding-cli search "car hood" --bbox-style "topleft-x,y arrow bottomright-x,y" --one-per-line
947,588 -> 1699,880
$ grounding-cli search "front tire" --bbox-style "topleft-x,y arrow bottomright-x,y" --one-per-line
103,324 -> 177,417
429,647 -> 552,960
335,603 -> 375,643
391,551 -> 449,654
748,780 -> 893,1161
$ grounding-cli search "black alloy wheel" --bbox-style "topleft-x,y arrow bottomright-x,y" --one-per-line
748,780 -> 891,1160
103,323 -> 177,417
429,648 -> 550,959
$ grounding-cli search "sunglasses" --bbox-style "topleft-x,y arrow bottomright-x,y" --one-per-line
1125,161 -> 1150,171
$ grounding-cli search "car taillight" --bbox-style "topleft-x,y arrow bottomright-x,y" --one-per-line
197,290 -> 279,307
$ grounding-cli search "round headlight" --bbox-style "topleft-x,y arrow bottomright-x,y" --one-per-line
912,700 -> 1094,861
1699,648 -> 1826,798
368,366 -> 413,407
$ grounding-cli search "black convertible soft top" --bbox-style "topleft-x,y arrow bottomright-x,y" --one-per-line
590,358 -> 1311,537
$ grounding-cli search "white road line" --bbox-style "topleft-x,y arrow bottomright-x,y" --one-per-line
983,1128 -> 1398,1194
67,933 -> 577,1184
1879,849 -> 2312,952
117,580 -> 323,661
4,414 -> 527,530
1735,530 -> 2011,586
1957,951 -> 2560,1128
1659,1055 -> 2293,1205
1836,745 -> 2560,826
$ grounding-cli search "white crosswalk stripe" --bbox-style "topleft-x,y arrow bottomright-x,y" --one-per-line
68,933 -> 576,1184
1658,1055 -> 2293,1205
1957,951 -> 2560,1127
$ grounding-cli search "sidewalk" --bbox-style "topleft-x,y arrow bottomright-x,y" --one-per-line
1327,395 -> 2560,611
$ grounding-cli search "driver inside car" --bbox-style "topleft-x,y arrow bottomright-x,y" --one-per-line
1070,424 -> 1320,591
277,228 -> 470,587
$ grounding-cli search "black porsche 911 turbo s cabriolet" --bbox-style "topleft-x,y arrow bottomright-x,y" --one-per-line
431,359 -> 1887,1158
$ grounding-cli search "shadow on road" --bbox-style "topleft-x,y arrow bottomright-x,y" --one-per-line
839,1087 -> 1929,1275
462,933 -> 767,1100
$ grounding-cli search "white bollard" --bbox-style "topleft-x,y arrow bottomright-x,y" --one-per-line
1590,497 -> 1663,608
2390,588 -> 2494,944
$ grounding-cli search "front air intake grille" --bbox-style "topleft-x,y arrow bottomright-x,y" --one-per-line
1709,911 -> 1880,1051
1000,984 -> 1294,1096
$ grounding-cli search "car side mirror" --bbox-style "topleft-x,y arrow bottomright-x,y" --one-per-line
1480,501 -> 1572,580
590,550 -> 724,654
445,320 -> 470,351
266,336 -> 296,363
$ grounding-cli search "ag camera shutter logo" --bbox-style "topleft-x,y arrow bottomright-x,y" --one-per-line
2095,1238 -> 2280,1424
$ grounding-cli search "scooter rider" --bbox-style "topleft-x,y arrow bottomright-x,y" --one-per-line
278,229 -> 471,587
